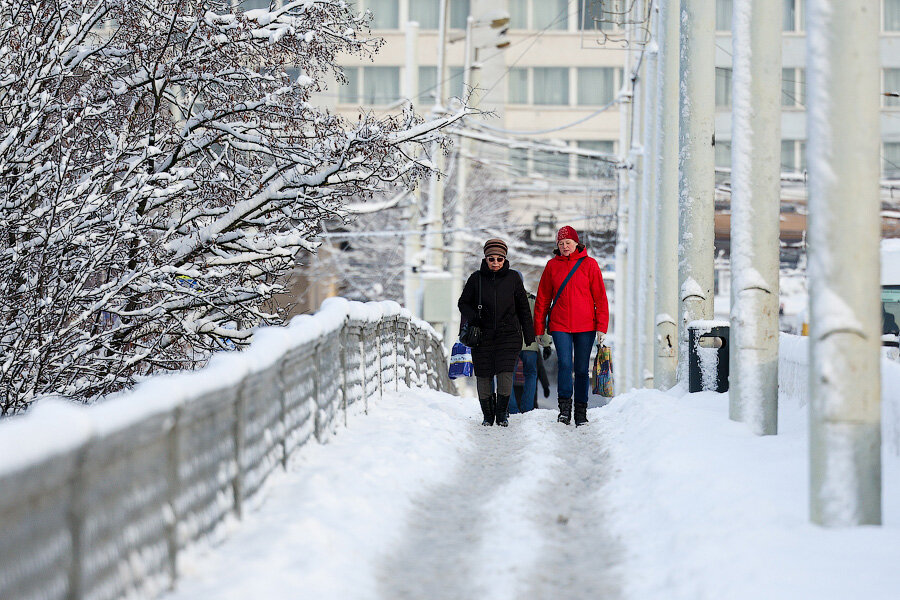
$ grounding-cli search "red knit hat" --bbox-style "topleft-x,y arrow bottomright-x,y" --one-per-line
557,225 -> 579,244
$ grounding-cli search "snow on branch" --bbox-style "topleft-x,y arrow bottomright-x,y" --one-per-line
0,0 -> 461,413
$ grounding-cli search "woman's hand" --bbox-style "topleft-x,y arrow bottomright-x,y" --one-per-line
596,331 -> 606,346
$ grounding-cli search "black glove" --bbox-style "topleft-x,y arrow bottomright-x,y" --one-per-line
542,346 -> 552,360
543,386 -> 550,398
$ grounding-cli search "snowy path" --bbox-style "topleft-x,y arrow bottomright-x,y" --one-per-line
377,407 -> 620,600
162,382 -> 900,600
163,388 -> 620,600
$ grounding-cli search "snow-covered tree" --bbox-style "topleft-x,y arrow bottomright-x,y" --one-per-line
0,0 -> 466,413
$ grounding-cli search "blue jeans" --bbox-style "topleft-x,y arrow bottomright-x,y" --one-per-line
551,331 -> 595,405
509,350 -> 538,413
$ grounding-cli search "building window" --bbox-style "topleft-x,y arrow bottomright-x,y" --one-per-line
782,68 -> 806,107
409,0 -> 469,29
339,66 -> 360,103
508,68 -> 529,104
577,67 -> 616,106
409,0 -> 440,29
533,147 -> 571,178
781,140 -> 806,174
449,66 -> 465,98
533,68 -> 569,105
885,142 -> 900,178
450,0 -> 470,29
239,0 -> 272,9
362,66 -> 400,104
783,0 -> 801,31
715,68 -> 732,108
579,0 -> 616,31
716,0 -> 732,31
885,68 -> 900,107
510,147 -> 529,174
510,0 -> 528,29
534,0 -> 568,30
419,66 -> 465,101
577,140 -> 616,178
715,140 -> 732,170
368,0 -> 399,29
418,66 -> 437,102
885,0 -> 900,31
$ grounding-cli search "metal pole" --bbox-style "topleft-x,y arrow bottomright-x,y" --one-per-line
626,0 -> 646,391
653,0 -> 679,390
449,16 -> 475,348
638,3 -> 659,389
613,1 -> 635,394
807,0 -> 881,526
677,0 -> 715,382
424,0 -> 450,271
403,21 -> 422,317
728,0 -> 781,434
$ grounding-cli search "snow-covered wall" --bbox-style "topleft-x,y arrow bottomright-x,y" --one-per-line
0,299 -> 452,600
779,333 -> 900,453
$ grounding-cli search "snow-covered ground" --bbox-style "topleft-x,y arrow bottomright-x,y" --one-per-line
162,381 -> 900,600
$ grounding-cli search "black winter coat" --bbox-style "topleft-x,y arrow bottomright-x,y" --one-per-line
458,259 -> 536,377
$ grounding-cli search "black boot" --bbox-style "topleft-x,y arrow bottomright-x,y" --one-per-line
557,397 -> 572,425
496,395 -> 510,427
479,394 -> 495,426
574,402 -> 589,427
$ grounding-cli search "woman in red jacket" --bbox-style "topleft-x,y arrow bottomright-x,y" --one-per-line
533,226 -> 609,426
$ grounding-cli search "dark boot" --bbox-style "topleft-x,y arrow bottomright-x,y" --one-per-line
557,397 -> 572,425
495,395 -> 510,427
479,394 -> 495,426
574,402 -> 589,427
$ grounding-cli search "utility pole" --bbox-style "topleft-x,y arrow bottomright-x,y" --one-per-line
424,0 -> 450,272
653,0 -> 679,390
614,1 -> 635,394
638,2 -> 659,389
449,16 -> 475,348
403,21 -> 422,317
728,0 -> 781,434
807,0 -> 882,526
676,0 -> 715,382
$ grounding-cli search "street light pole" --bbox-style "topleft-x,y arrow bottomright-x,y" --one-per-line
403,21 -> 422,318
729,0 -> 781,434
614,1 -> 635,394
424,0 -> 450,272
638,3 -> 659,389
807,0 -> 882,526
653,0 -> 679,390
677,0 -> 716,381
449,16 -> 475,348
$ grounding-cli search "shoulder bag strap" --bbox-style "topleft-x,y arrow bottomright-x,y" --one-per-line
547,257 -> 586,321
477,274 -> 482,320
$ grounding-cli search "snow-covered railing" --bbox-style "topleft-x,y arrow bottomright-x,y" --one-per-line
778,332 -> 900,454
0,298 -> 452,600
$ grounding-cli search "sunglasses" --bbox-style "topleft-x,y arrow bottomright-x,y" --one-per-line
485,256 -> 505,263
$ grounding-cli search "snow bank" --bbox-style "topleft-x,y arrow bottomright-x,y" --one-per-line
599,387 -> 900,600
0,298 -> 450,600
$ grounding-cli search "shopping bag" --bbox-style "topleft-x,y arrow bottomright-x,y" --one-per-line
448,341 -> 474,379
591,344 -> 614,397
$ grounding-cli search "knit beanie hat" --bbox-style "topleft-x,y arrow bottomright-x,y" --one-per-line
483,238 -> 508,257
557,225 -> 579,244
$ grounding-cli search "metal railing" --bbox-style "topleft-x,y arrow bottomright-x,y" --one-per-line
0,298 -> 452,600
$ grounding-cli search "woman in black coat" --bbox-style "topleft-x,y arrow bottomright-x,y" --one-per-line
458,238 -> 535,427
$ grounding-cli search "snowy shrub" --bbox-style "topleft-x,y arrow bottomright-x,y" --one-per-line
0,0 -> 466,413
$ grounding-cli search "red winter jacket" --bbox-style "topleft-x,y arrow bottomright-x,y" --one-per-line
533,246 -> 609,336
